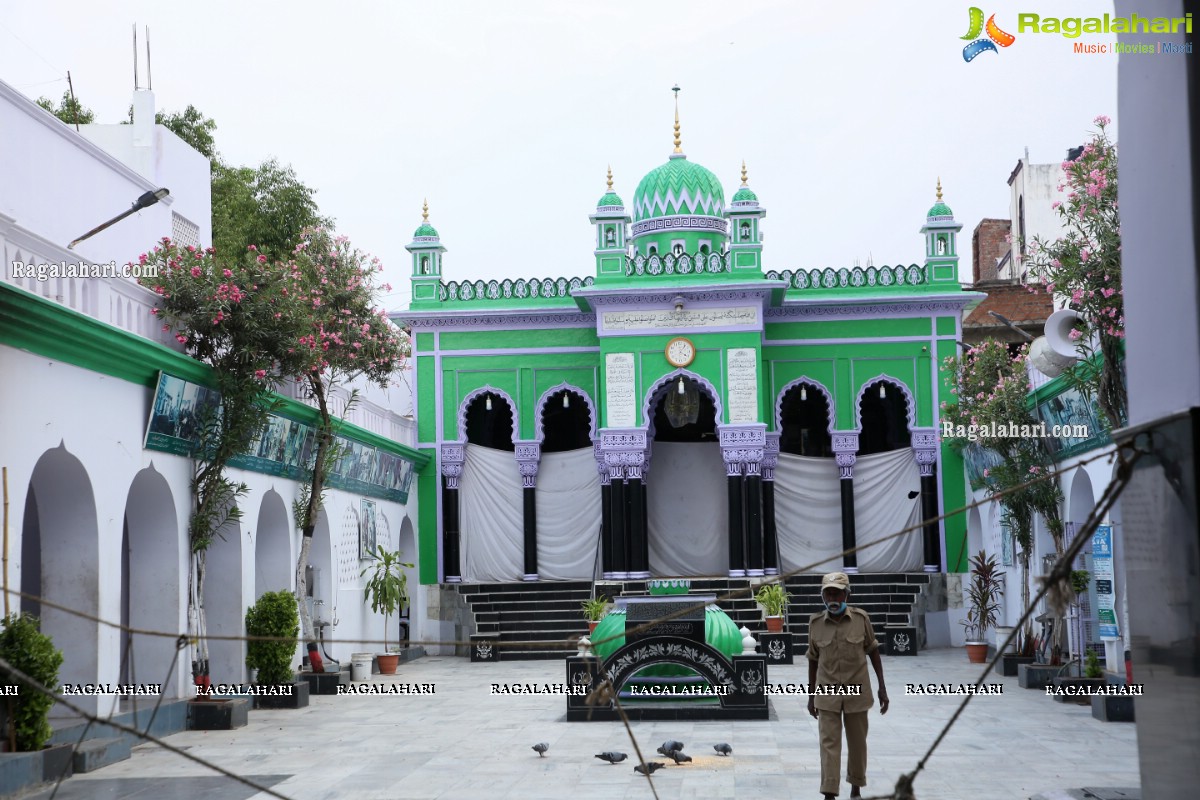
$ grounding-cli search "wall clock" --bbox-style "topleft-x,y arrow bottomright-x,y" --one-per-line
664,337 -> 696,368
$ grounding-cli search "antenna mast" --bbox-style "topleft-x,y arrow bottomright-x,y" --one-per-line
133,24 -> 139,91
145,26 -> 152,90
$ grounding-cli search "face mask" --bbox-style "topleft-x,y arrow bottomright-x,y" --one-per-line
826,600 -> 847,615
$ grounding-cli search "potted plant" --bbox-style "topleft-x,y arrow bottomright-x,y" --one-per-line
361,547 -> 413,674
961,551 -> 1003,663
581,596 -> 610,633
245,590 -> 308,708
755,583 -> 789,633
0,613 -> 75,790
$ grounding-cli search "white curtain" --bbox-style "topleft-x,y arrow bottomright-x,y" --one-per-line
460,444 -> 524,582
647,442 -> 728,576
459,444 -> 602,582
535,449 -> 602,580
774,448 -> 924,574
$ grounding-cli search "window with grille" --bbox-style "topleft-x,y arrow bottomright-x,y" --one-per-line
171,212 -> 200,249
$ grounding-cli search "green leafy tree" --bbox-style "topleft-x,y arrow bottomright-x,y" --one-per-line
360,549 -> 414,651
36,90 -> 94,125
212,159 -> 333,263
1024,116 -> 1125,430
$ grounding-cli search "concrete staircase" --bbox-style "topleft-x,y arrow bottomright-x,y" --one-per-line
457,573 -> 932,660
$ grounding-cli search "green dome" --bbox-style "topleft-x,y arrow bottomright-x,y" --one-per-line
597,191 -> 624,208
926,201 -> 954,219
732,186 -> 758,203
413,222 -> 439,238
633,156 -> 726,222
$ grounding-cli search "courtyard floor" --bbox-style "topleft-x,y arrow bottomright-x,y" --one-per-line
28,647 -> 1140,800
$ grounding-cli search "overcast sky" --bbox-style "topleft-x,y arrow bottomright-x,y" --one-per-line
2,1 -> 1119,309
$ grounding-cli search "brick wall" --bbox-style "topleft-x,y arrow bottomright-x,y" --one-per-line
971,218 -> 1011,283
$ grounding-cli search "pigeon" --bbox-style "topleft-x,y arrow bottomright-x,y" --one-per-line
657,740 -> 685,756
532,742 -> 549,758
667,750 -> 692,764
595,751 -> 628,764
634,762 -> 666,775
713,743 -> 732,756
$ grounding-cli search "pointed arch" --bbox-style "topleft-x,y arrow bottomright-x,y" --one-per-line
775,376 -> 836,434
457,385 -> 519,443
854,374 -> 916,432
534,383 -> 597,444
642,368 -> 724,427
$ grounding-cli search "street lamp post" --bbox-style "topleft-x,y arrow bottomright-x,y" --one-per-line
67,188 -> 170,250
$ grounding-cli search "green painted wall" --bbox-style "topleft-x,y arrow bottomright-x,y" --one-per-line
416,452 -> 439,584
440,328 -> 599,350
417,356 -> 436,443
765,318 -> 932,339
940,445 -> 969,572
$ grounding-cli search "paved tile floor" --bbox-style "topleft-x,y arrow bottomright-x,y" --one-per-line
29,648 -> 1140,800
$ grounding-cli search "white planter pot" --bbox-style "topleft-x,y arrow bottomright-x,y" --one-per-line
994,626 -> 1016,654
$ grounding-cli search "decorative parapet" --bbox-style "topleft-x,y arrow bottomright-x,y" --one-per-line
438,275 -> 594,303
625,250 -> 730,278
765,264 -> 926,291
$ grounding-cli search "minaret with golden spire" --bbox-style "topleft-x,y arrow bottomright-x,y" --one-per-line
936,177 -> 943,202
606,165 -> 614,192
741,160 -> 749,187
671,84 -> 683,156
422,198 -> 430,222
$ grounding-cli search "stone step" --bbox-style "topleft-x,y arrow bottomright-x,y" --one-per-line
72,736 -> 132,773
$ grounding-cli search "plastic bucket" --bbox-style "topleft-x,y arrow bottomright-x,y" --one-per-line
351,653 -> 373,681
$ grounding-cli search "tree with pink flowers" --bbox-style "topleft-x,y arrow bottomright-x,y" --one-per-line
1024,115 -> 1125,430
281,229 -> 409,663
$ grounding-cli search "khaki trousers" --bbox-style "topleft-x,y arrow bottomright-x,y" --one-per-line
818,709 -> 868,795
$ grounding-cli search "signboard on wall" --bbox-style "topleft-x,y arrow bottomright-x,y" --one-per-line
144,371 -> 417,504
1092,524 -> 1120,639
604,353 -> 637,428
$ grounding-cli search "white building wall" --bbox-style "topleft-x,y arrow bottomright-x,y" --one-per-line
1004,160 -> 1068,285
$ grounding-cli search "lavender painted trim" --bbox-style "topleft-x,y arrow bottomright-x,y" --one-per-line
457,385 -> 519,443
399,313 -> 597,330
775,376 -> 836,435
573,282 -> 781,301
854,374 -> 916,432
534,383 -> 598,444
763,296 -> 978,319
642,369 -> 724,427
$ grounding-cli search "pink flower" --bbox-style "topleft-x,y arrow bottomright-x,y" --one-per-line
983,468 -> 990,478
255,369 -> 267,379
175,334 -> 188,344
191,267 -> 201,278
1094,114 -> 1111,126
223,269 -> 233,278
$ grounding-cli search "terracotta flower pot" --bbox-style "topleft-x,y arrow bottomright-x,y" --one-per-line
965,642 -> 989,663
376,653 -> 400,675
765,616 -> 784,633
588,620 -> 599,634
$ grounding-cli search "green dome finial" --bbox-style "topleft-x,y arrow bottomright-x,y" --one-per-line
412,198 -> 439,238
672,84 -> 683,155
597,165 -> 624,208
731,159 -> 759,204
927,177 -> 954,219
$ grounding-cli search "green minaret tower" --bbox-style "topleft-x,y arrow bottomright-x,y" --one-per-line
590,166 -> 629,281
726,160 -> 765,275
920,178 -> 962,287
407,199 -> 446,308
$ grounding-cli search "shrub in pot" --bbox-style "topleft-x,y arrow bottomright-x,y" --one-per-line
581,596 -> 609,633
361,547 -> 413,674
0,613 -> 63,751
245,590 -> 300,687
755,583 -> 789,632
961,550 -> 1003,663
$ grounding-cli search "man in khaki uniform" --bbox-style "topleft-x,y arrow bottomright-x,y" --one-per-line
806,571 -> 889,799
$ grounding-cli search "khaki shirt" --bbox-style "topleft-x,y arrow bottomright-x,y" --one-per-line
806,606 -> 878,712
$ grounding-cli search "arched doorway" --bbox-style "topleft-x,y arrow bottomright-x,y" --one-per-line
254,490 -> 292,598
857,379 -> 912,455
203,508 -> 245,684
121,466 -> 181,696
535,386 -> 599,581
779,381 -> 833,457
646,373 -> 725,576
24,445 -> 100,711
460,389 -> 522,581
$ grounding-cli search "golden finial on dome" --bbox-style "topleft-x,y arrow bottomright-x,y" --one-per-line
936,177 -> 943,202
606,165 -> 613,191
422,198 -> 429,222
740,160 -> 749,187
672,85 -> 682,154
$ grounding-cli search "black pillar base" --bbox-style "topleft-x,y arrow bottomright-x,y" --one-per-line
728,474 -> 746,577
745,474 -> 763,576
522,486 -> 538,580
442,482 -> 461,581
840,477 -> 857,572
920,473 -> 940,571
762,480 -> 779,574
